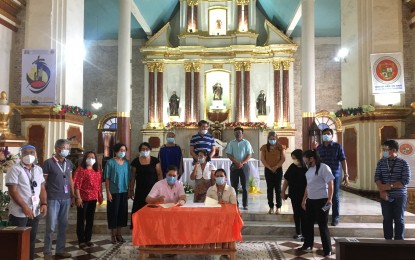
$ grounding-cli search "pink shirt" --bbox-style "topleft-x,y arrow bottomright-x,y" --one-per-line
147,179 -> 185,203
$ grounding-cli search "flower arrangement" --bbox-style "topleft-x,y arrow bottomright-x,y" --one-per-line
248,177 -> 262,194
165,122 -> 198,129
335,104 -> 375,118
53,104 -> 97,120
225,122 -> 268,130
0,150 -> 18,174
184,183 -> 194,194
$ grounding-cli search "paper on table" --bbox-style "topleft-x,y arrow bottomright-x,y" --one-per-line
159,203 -> 176,208
204,197 -> 221,207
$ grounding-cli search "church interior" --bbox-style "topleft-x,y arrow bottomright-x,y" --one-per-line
1,0 -> 415,259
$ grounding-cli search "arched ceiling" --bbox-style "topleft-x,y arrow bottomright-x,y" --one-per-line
84,0 -> 340,41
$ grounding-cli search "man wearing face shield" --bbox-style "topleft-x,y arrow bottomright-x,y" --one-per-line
42,139 -> 74,259
6,144 -> 47,260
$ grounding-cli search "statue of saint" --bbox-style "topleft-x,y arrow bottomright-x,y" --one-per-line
211,121 -> 223,141
0,91 -> 8,105
256,90 -> 266,115
169,91 -> 180,116
212,82 -> 223,100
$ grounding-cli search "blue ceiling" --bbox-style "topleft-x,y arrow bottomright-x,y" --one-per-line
84,0 -> 340,40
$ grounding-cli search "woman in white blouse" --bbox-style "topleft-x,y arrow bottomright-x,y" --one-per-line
190,149 -> 216,202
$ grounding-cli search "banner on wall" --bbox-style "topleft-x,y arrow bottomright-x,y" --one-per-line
21,49 -> 56,105
370,52 -> 405,94
396,139 -> 415,188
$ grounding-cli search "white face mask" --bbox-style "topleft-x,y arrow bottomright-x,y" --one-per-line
22,155 -> 36,165
86,158 -> 96,166
200,129 -> 208,135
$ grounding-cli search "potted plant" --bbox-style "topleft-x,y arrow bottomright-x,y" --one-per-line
0,189 -> 10,226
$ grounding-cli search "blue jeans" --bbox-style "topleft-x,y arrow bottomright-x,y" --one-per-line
381,196 -> 407,240
331,174 -> 341,222
44,199 -> 71,255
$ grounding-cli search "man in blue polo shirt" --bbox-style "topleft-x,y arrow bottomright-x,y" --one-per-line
190,120 -> 216,161
226,127 -> 253,210
316,128 -> 349,226
375,139 -> 411,240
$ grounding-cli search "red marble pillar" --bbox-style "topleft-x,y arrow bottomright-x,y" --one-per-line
237,3 -> 249,31
187,3 -> 198,32
273,61 -> 281,123
282,61 -> 290,123
184,63 -> 192,122
235,62 -> 243,122
302,114 -> 315,151
147,63 -> 155,123
117,114 -> 131,158
156,63 -> 164,123
193,63 -> 200,121
243,62 -> 251,122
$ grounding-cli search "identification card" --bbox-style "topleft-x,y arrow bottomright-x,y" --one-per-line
64,184 -> 69,194
32,195 -> 40,215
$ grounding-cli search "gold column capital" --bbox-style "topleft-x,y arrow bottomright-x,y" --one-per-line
234,62 -> 243,71
156,62 -> 164,72
302,112 -> 315,118
187,0 -> 198,6
184,62 -> 193,72
282,60 -> 291,70
236,0 -> 249,5
272,61 -> 281,70
147,63 -> 156,73
243,61 -> 251,71
193,62 -> 201,72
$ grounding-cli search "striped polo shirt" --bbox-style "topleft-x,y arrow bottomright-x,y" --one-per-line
374,157 -> 411,199
190,133 -> 215,154
317,141 -> 346,177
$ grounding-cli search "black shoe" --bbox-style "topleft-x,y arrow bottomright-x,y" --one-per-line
243,206 -> 248,210
324,251 -> 332,257
298,245 -> 313,252
86,241 -> 94,247
331,221 -> 339,226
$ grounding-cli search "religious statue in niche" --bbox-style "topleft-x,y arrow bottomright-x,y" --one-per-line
256,90 -> 266,115
169,91 -> 180,116
211,121 -> 224,141
216,19 -> 222,30
212,82 -> 223,100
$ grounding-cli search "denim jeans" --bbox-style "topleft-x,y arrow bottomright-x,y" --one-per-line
331,173 -> 341,223
9,214 -> 40,260
380,196 -> 407,240
230,163 -> 250,207
44,199 -> 71,255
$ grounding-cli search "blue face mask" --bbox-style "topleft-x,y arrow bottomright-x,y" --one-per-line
140,151 -> 150,157
216,177 -> 225,185
60,149 -> 70,158
235,133 -> 242,139
117,152 -> 125,158
167,176 -> 176,185
322,134 -> 331,142
269,140 -> 277,145
166,137 -> 175,143
382,151 -> 389,159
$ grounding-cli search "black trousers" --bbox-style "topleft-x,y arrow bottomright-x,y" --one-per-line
303,198 -> 332,255
107,192 -> 128,229
264,167 -> 283,208
9,214 -> 40,260
230,164 -> 250,207
76,200 -> 97,243
291,196 -> 306,235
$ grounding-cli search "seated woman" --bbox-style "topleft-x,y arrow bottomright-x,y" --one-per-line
206,169 -> 237,204
190,149 -> 216,202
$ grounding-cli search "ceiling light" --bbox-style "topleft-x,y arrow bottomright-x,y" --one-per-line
91,98 -> 102,110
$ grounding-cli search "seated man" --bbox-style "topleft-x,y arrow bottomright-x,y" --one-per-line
206,169 -> 237,204
146,165 -> 186,206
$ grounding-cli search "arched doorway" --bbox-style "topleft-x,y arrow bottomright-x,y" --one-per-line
314,110 -> 343,145
97,112 -> 117,169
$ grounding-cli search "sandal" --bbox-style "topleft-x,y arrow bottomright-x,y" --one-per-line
275,208 -> 281,215
111,236 -> 117,244
116,235 -> 125,243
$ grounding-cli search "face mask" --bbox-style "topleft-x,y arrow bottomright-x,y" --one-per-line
60,149 -> 70,158
382,151 -> 389,159
322,134 -> 331,142
86,158 -> 96,166
166,137 -> 175,143
235,133 -> 242,139
199,158 -> 206,164
269,140 -> 277,145
216,177 -> 225,185
117,152 -> 125,158
200,129 -> 208,135
140,151 -> 150,157
22,155 -> 36,165
167,176 -> 176,185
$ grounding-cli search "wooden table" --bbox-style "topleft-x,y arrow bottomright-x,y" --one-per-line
132,204 -> 243,259
0,226 -> 31,260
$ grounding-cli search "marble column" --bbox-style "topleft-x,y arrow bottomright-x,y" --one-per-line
147,63 -> 156,123
282,60 -> 290,123
193,63 -> 201,121
156,63 -> 164,123
272,61 -> 281,124
184,62 -> 193,122
235,62 -> 243,122
187,0 -> 198,32
117,0 -> 131,157
301,0 -> 315,151
237,0 -> 249,32
243,62 -> 251,122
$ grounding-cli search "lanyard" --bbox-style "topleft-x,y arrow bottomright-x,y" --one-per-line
22,164 -> 34,183
54,156 -> 67,175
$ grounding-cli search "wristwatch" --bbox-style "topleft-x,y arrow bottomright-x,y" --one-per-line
390,184 -> 394,188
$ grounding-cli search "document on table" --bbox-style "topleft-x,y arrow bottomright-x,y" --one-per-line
180,197 -> 221,208
159,203 -> 176,208
204,197 -> 221,207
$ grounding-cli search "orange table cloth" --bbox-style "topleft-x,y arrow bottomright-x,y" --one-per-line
132,204 -> 244,246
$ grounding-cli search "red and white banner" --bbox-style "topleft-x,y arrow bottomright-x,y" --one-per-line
396,139 -> 415,188
370,53 -> 405,94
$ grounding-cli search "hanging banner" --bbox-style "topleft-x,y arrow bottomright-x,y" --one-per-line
396,139 -> 415,188
370,52 -> 405,94
21,49 -> 56,105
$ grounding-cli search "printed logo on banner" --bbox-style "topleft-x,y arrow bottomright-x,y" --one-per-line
370,53 -> 405,94
399,143 -> 413,156
373,57 -> 400,84
26,56 -> 52,94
